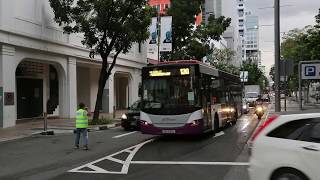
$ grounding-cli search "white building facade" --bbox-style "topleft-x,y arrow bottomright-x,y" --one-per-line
0,0 -> 146,128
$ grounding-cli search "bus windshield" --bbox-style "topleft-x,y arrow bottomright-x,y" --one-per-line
142,76 -> 198,111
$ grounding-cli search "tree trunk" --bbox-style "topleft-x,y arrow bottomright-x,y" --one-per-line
93,59 -> 109,121
92,51 -> 122,122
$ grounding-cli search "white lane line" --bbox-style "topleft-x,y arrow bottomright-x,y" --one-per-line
131,161 -> 249,166
213,131 -> 225,138
112,131 -> 137,139
68,139 -> 154,174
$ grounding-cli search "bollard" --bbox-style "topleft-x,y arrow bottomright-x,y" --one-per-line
113,106 -> 116,119
44,112 -> 48,132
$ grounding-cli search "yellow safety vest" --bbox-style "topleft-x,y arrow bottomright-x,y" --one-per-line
76,109 -> 88,128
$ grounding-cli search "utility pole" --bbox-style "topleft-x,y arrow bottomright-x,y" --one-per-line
274,0 -> 281,112
157,0 -> 161,63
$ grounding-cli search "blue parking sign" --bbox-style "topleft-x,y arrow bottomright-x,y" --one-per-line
305,66 -> 316,76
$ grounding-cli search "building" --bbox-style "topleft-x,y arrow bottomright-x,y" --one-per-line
148,0 -> 171,14
0,0 -> 146,128
237,0 -> 245,63
244,14 -> 260,64
203,0 -> 242,67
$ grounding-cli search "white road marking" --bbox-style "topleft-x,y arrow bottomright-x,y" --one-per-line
112,131 -> 137,139
213,131 -> 225,138
68,139 -> 153,174
131,161 -> 249,166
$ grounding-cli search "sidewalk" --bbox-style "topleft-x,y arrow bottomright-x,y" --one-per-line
0,112 -> 123,143
268,97 -> 320,116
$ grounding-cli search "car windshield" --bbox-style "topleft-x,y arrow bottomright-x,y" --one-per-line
142,76 -> 197,109
129,101 -> 140,111
246,93 -> 258,98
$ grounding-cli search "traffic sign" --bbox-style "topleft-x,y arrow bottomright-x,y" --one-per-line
240,71 -> 248,82
301,63 -> 320,80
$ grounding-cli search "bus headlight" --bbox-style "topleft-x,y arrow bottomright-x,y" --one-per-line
140,120 -> 150,126
121,114 -> 127,120
191,120 -> 200,126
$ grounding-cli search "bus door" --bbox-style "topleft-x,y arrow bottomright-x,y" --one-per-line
201,76 -> 212,130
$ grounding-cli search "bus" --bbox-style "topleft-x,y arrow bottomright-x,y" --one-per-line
140,60 -> 242,135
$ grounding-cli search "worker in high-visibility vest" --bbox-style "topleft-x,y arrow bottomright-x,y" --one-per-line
75,103 -> 89,150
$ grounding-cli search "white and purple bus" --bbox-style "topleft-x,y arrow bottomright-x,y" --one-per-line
140,60 -> 242,135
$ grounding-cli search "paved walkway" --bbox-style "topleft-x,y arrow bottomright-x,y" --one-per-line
268,97 -> 320,116
0,111 -> 125,143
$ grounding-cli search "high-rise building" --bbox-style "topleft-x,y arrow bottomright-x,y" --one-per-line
148,0 -> 171,14
244,14 -> 260,64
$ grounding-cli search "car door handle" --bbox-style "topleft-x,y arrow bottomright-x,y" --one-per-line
302,145 -> 320,151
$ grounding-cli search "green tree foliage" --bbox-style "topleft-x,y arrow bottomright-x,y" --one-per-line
165,0 -> 202,59
49,0 -> 152,121
164,2 -> 231,61
280,9 -> 320,94
241,62 -> 268,90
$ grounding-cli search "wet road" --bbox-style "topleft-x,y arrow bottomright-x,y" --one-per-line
51,113 -> 259,180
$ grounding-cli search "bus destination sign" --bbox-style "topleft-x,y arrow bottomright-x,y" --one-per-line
149,68 -> 190,77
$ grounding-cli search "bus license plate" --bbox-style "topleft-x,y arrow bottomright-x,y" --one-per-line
162,130 -> 176,134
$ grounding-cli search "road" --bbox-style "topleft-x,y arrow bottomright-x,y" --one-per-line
0,111 -> 261,180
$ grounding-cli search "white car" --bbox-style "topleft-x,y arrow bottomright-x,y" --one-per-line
249,113 -> 320,180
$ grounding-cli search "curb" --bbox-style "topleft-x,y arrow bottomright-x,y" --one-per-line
0,122 -> 122,143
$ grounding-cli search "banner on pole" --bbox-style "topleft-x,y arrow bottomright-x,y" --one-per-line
160,16 -> 172,52
240,71 -> 248,82
147,17 -> 158,55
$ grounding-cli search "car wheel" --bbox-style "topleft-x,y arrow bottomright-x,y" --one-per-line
272,169 -> 309,180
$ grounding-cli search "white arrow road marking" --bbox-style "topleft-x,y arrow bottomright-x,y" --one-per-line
68,139 -> 153,174
213,131 -> 225,138
112,131 -> 138,139
131,161 -> 249,166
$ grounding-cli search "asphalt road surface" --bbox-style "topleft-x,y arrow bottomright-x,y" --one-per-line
0,111 -> 260,180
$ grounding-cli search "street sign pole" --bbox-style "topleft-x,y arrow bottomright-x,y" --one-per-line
299,60 -> 320,110
274,0 -> 281,112
299,61 -> 302,110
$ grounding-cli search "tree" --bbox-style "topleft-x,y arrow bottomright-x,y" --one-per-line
49,0 -> 152,121
241,62 -> 267,90
165,0 -> 202,60
163,1 -> 231,61
209,47 -> 235,64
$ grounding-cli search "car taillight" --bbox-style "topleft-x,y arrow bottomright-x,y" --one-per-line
251,115 -> 279,141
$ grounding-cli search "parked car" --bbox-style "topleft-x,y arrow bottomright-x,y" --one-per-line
262,94 -> 270,102
249,112 -> 320,180
121,100 -> 141,131
242,99 -> 249,114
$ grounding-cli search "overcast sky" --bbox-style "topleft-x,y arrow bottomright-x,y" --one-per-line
245,0 -> 320,78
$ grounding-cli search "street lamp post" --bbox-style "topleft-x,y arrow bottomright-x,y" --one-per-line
274,0 -> 281,112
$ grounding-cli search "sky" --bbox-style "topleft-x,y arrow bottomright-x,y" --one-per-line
245,0 -> 320,78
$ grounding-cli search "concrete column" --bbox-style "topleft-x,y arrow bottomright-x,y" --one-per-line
67,57 -> 77,118
0,45 -> 16,128
89,68 -> 99,112
43,64 -> 49,113
108,73 -> 115,113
